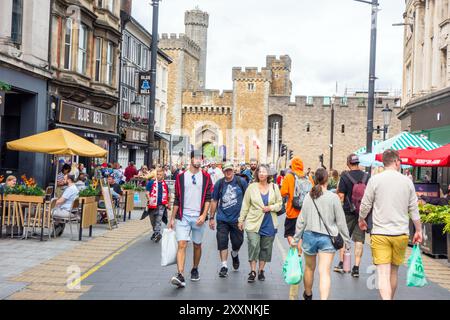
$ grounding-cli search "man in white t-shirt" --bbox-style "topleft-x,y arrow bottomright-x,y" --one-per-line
53,175 -> 80,219
208,160 -> 224,185
168,150 -> 213,288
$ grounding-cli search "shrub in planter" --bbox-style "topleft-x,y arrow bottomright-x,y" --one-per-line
420,207 -> 449,257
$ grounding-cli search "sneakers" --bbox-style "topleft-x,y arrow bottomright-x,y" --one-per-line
351,266 -> 360,278
303,291 -> 313,300
334,261 -> 344,274
219,266 -> 228,278
258,270 -> 265,281
150,233 -> 156,241
232,254 -> 240,271
171,273 -> 186,288
191,268 -> 200,282
154,233 -> 162,243
247,271 -> 256,283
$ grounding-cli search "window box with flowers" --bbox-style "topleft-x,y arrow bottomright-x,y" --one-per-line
132,116 -> 141,123
122,112 -> 131,120
141,118 -> 149,125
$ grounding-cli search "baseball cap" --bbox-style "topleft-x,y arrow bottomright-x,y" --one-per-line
222,162 -> 234,172
347,153 -> 360,165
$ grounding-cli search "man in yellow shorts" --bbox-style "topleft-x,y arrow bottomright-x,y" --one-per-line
359,150 -> 422,300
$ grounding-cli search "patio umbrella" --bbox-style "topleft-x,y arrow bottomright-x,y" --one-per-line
410,143 -> 450,167
354,132 -> 441,167
375,146 -> 427,166
7,128 -> 107,157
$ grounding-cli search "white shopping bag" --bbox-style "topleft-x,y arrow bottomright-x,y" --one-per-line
161,228 -> 178,266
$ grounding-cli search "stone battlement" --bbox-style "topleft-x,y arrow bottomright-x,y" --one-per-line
269,95 -> 400,109
182,89 -> 233,107
232,67 -> 271,81
159,33 -> 201,58
182,105 -> 232,115
266,55 -> 291,70
185,9 -> 209,27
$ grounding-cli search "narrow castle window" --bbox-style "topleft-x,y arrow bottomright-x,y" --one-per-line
341,124 -> 345,133
247,83 -> 255,92
306,123 -> 310,133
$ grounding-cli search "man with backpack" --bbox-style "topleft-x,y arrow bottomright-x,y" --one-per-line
280,156 -> 314,247
209,162 -> 248,278
334,153 -> 369,277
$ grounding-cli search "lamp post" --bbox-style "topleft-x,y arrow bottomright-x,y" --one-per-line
148,0 -> 161,168
329,95 -> 336,170
381,103 -> 393,141
355,0 -> 380,171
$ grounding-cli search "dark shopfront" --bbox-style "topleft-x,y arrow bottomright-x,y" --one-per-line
54,100 -> 118,174
0,65 -> 49,185
399,88 -> 450,191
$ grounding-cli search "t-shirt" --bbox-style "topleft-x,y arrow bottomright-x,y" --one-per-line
60,184 -> 79,211
258,192 -> 276,237
338,170 -> 367,214
109,183 -> 123,199
183,171 -> 203,217
212,176 -> 248,223
146,180 -> 163,205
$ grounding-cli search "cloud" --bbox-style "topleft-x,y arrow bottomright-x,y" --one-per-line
132,0 -> 405,96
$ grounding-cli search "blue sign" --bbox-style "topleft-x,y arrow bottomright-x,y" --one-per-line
139,72 -> 151,95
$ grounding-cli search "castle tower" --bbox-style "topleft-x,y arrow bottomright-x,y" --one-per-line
231,67 -> 272,163
266,55 -> 292,96
185,8 -> 209,89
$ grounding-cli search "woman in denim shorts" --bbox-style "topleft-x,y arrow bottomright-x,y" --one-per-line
292,168 -> 351,300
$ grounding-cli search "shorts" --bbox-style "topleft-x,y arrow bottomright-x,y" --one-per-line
247,232 -> 275,262
345,213 -> 366,243
284,217 -> 297,238
216,220 -> 244,251
370,234 -> 409,266
52,208 -> 76,219
302,230 -> 336,255
175,215 -> 206,244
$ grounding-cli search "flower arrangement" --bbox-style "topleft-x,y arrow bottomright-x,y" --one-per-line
141,118 -> 149,124
79,178 -> 101,197
131,116 -> 141,123
122,112 -> 131,120
4,175 -> 44,196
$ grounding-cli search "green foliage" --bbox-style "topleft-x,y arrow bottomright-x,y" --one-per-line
122,182 -> 135,190
4,185 -> 45,196
0,81 -> 11,91
79,186 -> 100,197
419,204 -> 450,234
134,186 -> 145,192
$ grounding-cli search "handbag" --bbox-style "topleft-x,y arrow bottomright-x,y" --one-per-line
311,198 -> 344,250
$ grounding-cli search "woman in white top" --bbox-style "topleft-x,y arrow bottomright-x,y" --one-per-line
292,168 -> 350,300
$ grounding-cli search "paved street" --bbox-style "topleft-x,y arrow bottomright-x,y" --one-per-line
78,216 -> 450,300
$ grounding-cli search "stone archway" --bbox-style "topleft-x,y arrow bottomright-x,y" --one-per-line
194,122 -> 220,160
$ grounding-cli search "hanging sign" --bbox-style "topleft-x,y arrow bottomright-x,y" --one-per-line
139,72 -> 151,95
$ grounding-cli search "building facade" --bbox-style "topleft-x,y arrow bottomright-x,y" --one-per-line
117,5 -> 171,170
0,0 -> 52,184
48,0 -> 121,171
399,0 -> 450,187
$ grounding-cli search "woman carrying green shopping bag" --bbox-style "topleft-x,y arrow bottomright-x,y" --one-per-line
291,168 -> 351,300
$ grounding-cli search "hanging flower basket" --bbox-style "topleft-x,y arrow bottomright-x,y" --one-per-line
122,112 -> 131,120
132,116 -> 141,123
142,118 -> 149,124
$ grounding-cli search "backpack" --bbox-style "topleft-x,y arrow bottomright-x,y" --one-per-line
291,173 -> 312,210
345,172 -> 369,215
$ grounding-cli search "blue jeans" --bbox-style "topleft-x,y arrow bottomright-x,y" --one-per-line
302,231 -> 335,256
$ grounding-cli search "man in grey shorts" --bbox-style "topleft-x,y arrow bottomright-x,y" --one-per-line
334,154 -> 369,277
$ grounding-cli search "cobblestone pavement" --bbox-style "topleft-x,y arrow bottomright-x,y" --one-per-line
2,213 -> 449,300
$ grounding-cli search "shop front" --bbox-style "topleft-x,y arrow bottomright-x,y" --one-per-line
118,127 -> 148,170
0,65 -> 50,186
55,100 -> 118,173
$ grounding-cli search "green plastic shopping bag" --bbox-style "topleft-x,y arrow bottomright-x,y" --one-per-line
406,244 -> 428,287
282,247 -> 303,285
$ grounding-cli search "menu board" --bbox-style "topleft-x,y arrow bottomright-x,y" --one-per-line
414,183 -> 441,198
100,179 -> 118,229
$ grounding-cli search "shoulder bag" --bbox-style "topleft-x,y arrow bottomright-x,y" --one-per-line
311,198 -> 344,250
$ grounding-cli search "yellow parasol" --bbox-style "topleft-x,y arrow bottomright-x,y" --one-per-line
7,128 -> 108,157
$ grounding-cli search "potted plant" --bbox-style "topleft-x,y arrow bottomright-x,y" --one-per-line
444,216 -> 450,263
122,112 -> 131,120
4,175 -> 45,202
419,204 -> 449,257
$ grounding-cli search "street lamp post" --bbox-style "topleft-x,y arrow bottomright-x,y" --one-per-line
355,0 -> 380,171
148,0 -> 160,168
329,95 -> 336,170
382,103 -> 393,141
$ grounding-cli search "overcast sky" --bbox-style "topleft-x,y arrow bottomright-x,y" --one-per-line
132,0 -> 405,97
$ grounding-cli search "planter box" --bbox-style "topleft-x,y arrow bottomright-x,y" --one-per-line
421,223 -> 447,257
4,194 -> 44,203
448,234 -> 450,263
79,196 -> 97,229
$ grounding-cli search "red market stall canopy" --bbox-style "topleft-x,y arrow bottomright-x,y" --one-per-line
375,147 -> 427,166
410,143 -> 450,167
6,128 -> 108,157
375,144 -> 450,167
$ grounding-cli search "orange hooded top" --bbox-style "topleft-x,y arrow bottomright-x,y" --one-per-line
280,157 -> 314,219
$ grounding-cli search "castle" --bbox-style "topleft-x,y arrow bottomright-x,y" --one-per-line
159,9 -> 402,171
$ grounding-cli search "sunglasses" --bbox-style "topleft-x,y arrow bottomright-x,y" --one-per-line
192,175 -> 197,185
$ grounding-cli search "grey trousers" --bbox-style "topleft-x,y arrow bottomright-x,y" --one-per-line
149,205 -> 165,234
